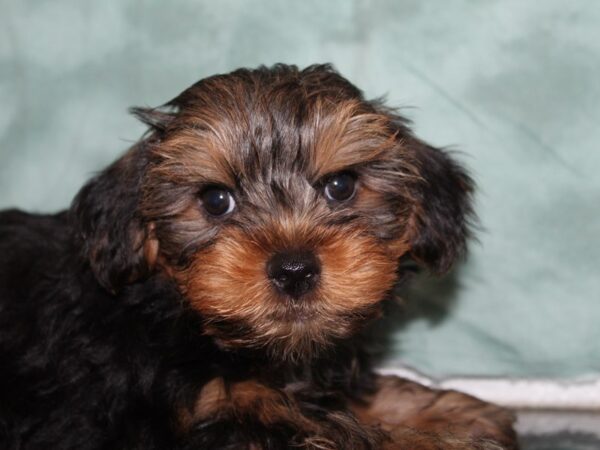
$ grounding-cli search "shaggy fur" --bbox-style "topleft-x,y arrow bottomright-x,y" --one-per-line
0,64 -> 517,449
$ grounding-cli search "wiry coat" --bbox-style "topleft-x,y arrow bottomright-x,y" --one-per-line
0,65 -> 517,449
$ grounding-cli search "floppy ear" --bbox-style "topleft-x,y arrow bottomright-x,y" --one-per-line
70,143 -> 157,293
406,138 -> 475,274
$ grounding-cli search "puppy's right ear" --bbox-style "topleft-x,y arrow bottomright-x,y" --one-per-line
129,106 -> 175,133
70,144 -> 157,294
70,106 -> 177,293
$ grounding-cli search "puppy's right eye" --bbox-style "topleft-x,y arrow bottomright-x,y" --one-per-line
200,187 -> 236,217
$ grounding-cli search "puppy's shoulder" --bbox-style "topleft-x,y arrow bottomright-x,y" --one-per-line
0,208 -> 67,240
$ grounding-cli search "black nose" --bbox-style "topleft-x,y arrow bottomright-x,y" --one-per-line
267,251 -> 320,299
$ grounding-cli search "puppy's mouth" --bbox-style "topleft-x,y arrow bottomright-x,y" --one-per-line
274,300 -> 320,322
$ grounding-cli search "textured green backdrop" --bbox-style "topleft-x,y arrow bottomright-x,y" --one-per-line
1,0 -> 598,378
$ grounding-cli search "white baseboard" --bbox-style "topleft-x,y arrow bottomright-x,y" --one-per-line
378,365 -> 600,437
378,365 -> 600,410
515,410 -> 600,437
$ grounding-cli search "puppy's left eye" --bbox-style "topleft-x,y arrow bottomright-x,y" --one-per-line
200,187 -> 236,216
324,172 -> 357,202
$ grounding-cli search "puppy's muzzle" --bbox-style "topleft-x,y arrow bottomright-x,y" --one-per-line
267,251 -> 320,299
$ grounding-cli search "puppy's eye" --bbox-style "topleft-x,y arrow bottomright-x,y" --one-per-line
324,172 -> 357,202
200,187 -> 236,216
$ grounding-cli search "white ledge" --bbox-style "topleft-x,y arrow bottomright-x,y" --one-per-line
377,366 -> 600,411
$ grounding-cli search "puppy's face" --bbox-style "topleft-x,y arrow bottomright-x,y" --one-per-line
73,65 -> 473,360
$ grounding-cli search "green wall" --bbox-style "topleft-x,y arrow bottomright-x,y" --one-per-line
1,0 -> 598,377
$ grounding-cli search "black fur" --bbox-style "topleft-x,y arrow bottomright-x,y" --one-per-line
0,218 -> 376,449
409,142 -> 474,273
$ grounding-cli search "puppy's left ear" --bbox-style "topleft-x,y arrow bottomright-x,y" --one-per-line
70,143 -> 158,293
405,137 -> 475,274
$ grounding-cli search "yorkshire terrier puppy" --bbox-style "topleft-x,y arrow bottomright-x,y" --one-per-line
0,64 -> 517,449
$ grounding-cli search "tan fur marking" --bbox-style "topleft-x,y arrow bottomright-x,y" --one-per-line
143,223 -> 159,270
149,130 -> 237,188
182,378 -> 317,431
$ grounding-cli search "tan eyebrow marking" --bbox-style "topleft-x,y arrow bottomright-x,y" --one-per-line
307,99 -> 399,180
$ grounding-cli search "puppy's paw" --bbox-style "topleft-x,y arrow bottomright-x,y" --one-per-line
352,375 -> 518,449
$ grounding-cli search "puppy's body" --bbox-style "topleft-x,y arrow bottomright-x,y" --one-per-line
0,65 -> 517,449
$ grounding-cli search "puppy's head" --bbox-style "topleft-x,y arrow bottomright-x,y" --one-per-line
72,64 -> 473,360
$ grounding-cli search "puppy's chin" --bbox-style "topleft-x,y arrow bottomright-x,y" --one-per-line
200,298 -> 384,362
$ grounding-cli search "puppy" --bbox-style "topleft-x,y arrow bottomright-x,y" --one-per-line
0,64 -> 517,449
